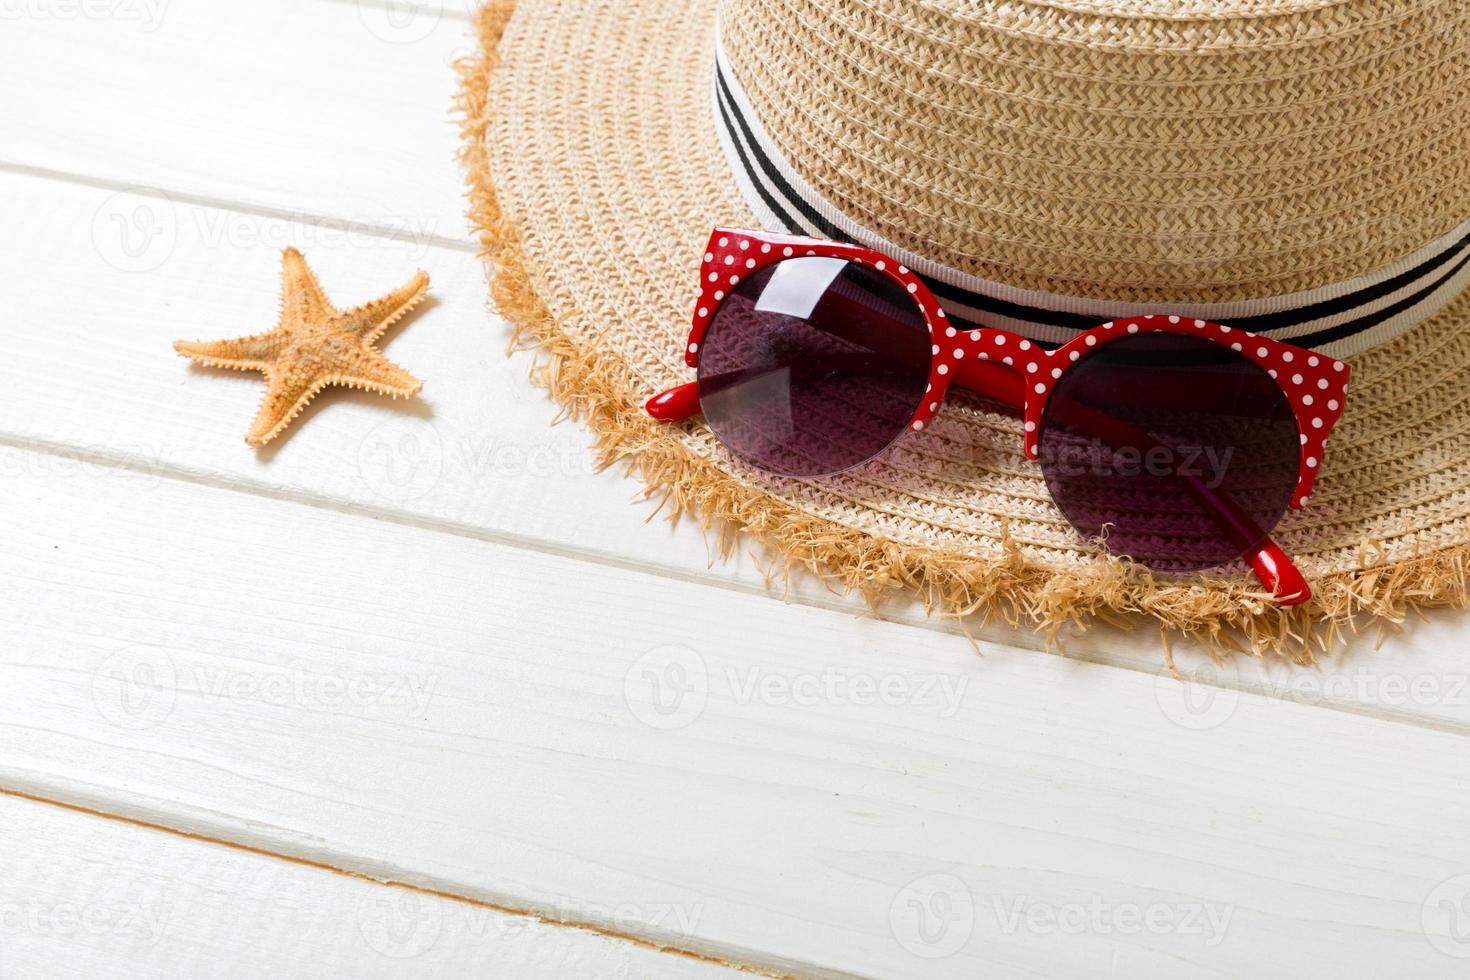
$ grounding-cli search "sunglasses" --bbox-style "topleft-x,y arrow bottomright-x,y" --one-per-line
647,228 -> 1350,604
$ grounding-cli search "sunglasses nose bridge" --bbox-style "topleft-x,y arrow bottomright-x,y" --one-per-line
942,354 -> 1026,405
935,346 -> 1044,455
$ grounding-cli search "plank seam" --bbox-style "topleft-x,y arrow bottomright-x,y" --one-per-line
317,0 -> 475,23
0,161 -> 480,254
0,786 -> 791,978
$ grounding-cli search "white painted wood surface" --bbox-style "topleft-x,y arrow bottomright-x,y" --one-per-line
0,792 -> 742,979
3,0 -> 1470,976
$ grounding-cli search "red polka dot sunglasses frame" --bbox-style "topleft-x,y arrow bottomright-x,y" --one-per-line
647,228 -> 1351,604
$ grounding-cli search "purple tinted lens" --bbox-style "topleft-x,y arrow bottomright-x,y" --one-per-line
1038,333 -> 1299,572
698,256 -> 931,477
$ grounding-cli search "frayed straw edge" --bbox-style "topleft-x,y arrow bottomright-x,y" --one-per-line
453,0 -> 1470,663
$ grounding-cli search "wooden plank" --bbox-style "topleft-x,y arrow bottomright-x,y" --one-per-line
5,167 -> 1470,730
0,791 -> 744,979
0,0 -> 471,241
3,448 -> 1470,977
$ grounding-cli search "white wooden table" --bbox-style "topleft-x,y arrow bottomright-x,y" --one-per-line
4,2 -> 1470,977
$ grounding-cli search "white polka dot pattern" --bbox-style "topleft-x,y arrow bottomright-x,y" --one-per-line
685,229 -> 1350,512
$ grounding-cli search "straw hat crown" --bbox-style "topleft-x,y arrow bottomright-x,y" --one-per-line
717,0 -> 1470,304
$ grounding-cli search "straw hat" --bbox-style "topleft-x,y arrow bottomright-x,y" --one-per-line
457,0 -> 1470,656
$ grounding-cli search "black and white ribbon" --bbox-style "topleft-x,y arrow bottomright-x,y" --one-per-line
712,39 -> 1470,356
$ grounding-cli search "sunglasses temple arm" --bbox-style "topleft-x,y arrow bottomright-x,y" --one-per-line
646,380 -> 702,421
1040,394 -> 1311,604
1248,540 -> 1310,605
1180,470 -> 1309,604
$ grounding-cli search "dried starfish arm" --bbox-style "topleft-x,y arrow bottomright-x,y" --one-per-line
246,364 -> 330,447
333,270 -> 431,344
243,345 -> 422,447
326,344 -> 424,397
173,331 -> 286,371
279,246 -> 338,324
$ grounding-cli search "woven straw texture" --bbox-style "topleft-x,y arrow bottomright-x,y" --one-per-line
459,0 -> 1470,658
721,0 -> 1470,301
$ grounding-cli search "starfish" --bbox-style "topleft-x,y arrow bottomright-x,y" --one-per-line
175,248 -> 429,447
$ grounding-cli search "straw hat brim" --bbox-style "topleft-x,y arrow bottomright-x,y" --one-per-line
458,0 -> 1470,657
